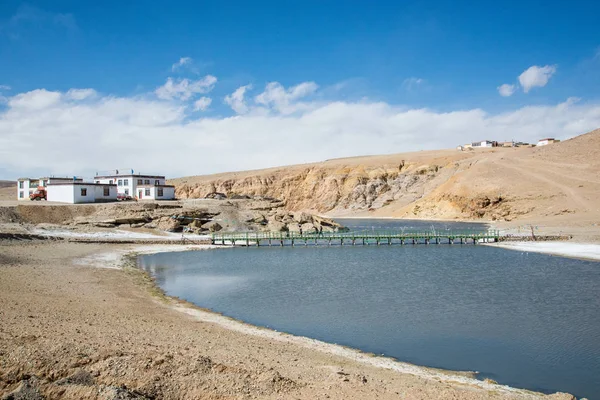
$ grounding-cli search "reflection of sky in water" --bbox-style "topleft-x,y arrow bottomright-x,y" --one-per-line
137,219 -> 600,399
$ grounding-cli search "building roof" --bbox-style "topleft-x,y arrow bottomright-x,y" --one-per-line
48,182 -> 117,186
95,174 -> 166,179
17,177 -> 83,181
538,138 -> 556,141
136,184 -> 175,188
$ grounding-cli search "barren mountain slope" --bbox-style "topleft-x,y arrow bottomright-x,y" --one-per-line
171,129 -> 600,225
0,181 -> 15,201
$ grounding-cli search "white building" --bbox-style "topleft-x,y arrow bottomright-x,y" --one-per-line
471,140 -> 497,148
47,182 -> 118,204
537,138 -> 559,147
93,171 -> 175,200
17,176 -> 83,200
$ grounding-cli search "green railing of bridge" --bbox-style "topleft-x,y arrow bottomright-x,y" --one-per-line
211,229 -> 500,244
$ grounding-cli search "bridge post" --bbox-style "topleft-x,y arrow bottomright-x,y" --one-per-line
341,238 -> 344,246
352,239 -> 355,245
401,239 -> 404,245
280,240 -> 283,246
269,238 -> 272,246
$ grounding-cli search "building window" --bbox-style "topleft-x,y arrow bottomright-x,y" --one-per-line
19,181 -> 23,189
145,188 -> 150,196
124,179 -> 128,185
144,179 -> 150,185
118,179 -> 123,186
157,188 -> 163,197
42,180 -> 48,187
95,181 -> 100,184
155,180 -> 159,185
109,180 -> 113,184
19,191 -> 23,198
81,188 -> 87,196
137,179 -> 143,185
124,189 -> 129,195
103,187 -> 110,196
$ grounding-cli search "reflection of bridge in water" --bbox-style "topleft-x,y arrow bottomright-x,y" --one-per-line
211,230 -> 500,246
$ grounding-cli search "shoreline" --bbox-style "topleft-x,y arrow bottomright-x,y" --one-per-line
119,243 -> 571,396
487,241 -> 600,262
0,239 -> 578,399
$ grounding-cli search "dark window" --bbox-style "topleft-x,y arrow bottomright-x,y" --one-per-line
95,181 -> 100,184
19,181 -> 23,189
144,179 -> 150,185
137,179 -> 143,185
155,180 -> 159,185
109,180 -> 113,184
124,189 -> 129,195
117,179 -> 123,186
19,191 -> 24,198
103,187 -> 110,196
81,188 -> 87,196
43,180 -> 48,187
124,179 -> 129,185
157,188 -> 163,197
145,188 -> 150,196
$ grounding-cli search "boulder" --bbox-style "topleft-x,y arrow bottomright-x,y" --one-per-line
188,219 -> 204,229
294,212 -> 313,224
156,217 -> 181,232
201,221 -> 222,232
301,222 -> 317,233
267,220 -> 288,232
287,223 -> 301,233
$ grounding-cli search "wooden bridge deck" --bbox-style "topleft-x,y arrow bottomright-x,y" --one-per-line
211,230 -> 500,246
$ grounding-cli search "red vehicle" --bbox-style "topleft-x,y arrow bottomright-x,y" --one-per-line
29,187 -> 47,201
117,193 -> 134,201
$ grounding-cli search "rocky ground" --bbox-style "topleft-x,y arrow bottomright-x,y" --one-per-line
0,198 -> 343,239
0,240 -> 576,400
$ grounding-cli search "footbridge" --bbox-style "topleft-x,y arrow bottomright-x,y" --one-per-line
211,230 -> 500,246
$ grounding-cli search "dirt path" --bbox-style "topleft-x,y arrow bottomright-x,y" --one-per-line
0,241 -> 576,400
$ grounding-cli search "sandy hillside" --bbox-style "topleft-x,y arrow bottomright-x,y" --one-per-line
0,181 -> 15,201
171,129 -> 600,231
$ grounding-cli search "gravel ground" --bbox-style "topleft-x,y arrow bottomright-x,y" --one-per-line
0,240 -> 576,400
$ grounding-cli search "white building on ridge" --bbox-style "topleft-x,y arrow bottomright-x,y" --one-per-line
16,170 -> 176,203
93,171 -> 175,200
17,176 -> 83,200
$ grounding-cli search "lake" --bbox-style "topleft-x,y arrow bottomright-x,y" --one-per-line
137,219 -> 600,398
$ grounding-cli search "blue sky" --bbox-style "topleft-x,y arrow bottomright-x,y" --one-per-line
1,1 -> 599,179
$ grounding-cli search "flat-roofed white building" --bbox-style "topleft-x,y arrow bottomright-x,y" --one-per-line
537,138 -> 559,146
17,176 -> 83,200
47,182 -> 117,204
93,171 -> 175,200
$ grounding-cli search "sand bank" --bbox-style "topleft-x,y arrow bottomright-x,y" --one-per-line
0,240 -> 575,399
490,242 -> 600,261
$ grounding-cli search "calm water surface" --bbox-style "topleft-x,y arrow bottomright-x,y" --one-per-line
138,219 -> 600,398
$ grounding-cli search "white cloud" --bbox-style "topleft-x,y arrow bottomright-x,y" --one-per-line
8,89 -> 62,109
171,57 -> 192,72
255,81 -> 318,114
66,88 -> 97,100
224,84 -> 253,114
2,85 -> 600,180
402,77 -> 424,90
497,84 -> 516,97
0,85 -> 11,91
193,96 -> 212,111
518,65 -> 557,93
155,75 -> 217,101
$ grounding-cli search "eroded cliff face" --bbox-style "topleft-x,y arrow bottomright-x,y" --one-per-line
171,130 -> 600,223
173,159 -> 510,221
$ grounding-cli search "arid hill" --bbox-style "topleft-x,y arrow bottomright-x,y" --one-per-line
0,181 -> 15,202
171,129 -> 600,228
